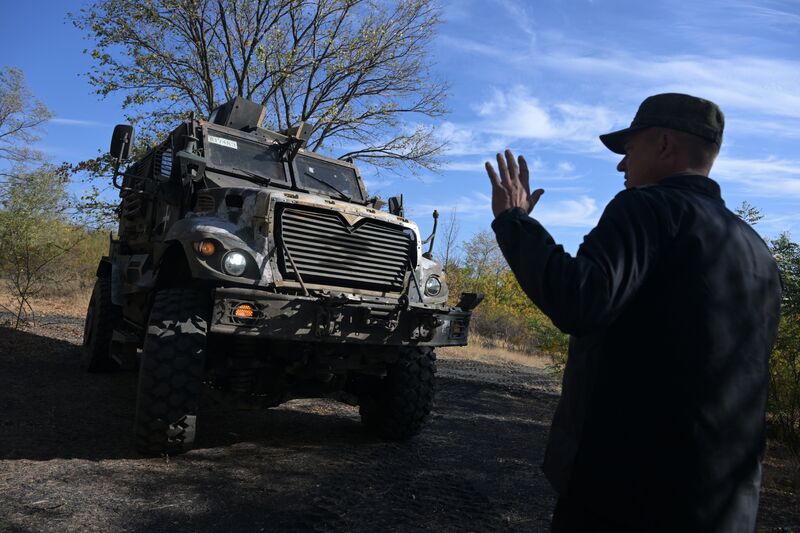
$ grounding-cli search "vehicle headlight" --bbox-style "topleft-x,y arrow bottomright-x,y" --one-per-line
424,275 -> 442,296
222,251 -> 247,276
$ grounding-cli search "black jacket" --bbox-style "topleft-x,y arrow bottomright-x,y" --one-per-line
491,174 -> 782,532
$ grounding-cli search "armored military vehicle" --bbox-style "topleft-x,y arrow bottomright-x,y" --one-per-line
82,96 -> 483,455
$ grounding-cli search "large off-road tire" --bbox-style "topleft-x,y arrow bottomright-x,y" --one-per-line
134,288 -> 209,456
359,346 -> 436,441
82,276 -> 122,373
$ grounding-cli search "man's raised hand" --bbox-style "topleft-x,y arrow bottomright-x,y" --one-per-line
485,149 -> 545,218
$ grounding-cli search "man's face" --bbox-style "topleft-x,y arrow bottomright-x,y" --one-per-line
616,128 -> 661,189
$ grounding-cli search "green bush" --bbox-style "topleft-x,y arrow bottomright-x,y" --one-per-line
445,231 -> 568,365
0,165 -> 109,325
768,233 -> 800,453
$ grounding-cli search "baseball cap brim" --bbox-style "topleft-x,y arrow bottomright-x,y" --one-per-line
599,125 -> 649,155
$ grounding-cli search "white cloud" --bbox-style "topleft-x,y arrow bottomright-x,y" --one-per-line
440,160 -> 486,172
475,87 -> 560,138
363,178 -> 394,191
535,195 -> 599,228
557,161 -> 575,173
439,0 -> 476,23
439,53 -> 800,158
712,156 -> 800,197
537,54 -> 800,123
436,35 -> 524,61
49,117 -> 109,127
442,32 -> 800,143
732,2 -> 800,28
439,86 -> 615,155
726,117 -> 800,140
442,154 -> 585,190
491,0 -> 536,39
437,121 -> 511,157
757,212 -> 800,236
408,191 -> 599,229
408,191 -> 492,221
477,86 -> 616,145
34,143 -> 84,158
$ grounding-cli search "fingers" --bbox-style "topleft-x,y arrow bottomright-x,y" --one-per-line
518,155 -> 530,194
528,188 -> 545,213
488,150 -> 540,217
485,161 -> 501,189
505,149 -> 518,184
496,152 -> 509,186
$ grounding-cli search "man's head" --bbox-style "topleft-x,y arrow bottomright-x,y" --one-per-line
600,93 -> 724,188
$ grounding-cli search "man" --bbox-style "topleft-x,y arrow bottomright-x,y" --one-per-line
485,93 -> 782,532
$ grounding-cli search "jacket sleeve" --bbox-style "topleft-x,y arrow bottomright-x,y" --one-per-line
491,189 -> 666,336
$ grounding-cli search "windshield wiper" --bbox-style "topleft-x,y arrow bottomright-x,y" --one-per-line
231,167 -> 272,187
303,171 -> 351,202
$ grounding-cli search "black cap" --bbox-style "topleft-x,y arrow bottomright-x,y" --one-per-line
599,93 -> 725,154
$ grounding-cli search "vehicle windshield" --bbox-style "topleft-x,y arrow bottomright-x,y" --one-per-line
294,154 -> 364,202
204,128 -> 287,184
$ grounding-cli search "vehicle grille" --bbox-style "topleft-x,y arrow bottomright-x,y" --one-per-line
195,193 -> 216,213
276,204 -> 415,293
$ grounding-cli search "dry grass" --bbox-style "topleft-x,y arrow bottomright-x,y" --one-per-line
0,285 -> 91,323
438,334 -> 552,370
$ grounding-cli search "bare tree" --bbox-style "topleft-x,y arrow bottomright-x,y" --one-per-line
462,230 -> 506,281
0,67 -> 52,171
70,0 -> 448,173
437,207 -> 461,271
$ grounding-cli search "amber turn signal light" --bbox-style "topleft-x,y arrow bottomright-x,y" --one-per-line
193,240 -> 216,256
234,304 -> 255,318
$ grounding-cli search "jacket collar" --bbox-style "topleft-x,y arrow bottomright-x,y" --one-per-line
657,173 -> 723,203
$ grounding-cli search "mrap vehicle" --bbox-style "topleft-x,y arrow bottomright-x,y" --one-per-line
82,96 -> 483,455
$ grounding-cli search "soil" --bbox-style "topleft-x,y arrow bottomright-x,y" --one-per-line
0,313 -> 797,532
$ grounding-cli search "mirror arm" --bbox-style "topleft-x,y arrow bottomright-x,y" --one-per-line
421,210 -> 439,259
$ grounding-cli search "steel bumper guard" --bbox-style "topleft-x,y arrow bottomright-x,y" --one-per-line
210,287 -> 482,346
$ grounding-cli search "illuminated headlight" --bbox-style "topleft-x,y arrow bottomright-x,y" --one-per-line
424,275 -> 442,296
222,252 -> 247,276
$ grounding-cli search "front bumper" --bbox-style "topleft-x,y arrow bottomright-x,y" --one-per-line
209,287 -> 474,346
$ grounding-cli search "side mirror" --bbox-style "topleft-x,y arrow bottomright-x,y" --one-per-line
388,195 -> 404,217
456,292 -> 484,311
110,124 -> 134,161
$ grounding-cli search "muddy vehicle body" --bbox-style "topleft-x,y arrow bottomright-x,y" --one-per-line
82,97 -> 482,455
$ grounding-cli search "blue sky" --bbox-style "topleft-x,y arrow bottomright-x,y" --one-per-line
3,0 -> 800,254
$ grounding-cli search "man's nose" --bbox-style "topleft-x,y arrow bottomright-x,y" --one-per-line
617,156 -> 627,172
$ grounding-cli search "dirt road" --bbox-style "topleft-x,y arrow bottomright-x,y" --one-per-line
0,317 -> 797,532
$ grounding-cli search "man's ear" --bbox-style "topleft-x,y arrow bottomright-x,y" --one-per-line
658,129 -> 676,160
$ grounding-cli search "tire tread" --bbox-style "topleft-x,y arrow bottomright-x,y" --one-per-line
359,347 -> 436,441
134,288 -> 208,455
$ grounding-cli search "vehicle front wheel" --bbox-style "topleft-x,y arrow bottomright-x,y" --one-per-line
134,288 -> 209,455
82,276 -> 121,373
359,346 -> 436,441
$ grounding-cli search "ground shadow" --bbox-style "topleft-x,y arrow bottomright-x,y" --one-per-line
1,324 -> 562,531
0,327 -> 394,460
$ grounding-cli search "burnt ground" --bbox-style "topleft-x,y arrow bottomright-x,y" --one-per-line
0,316 -> 797,532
